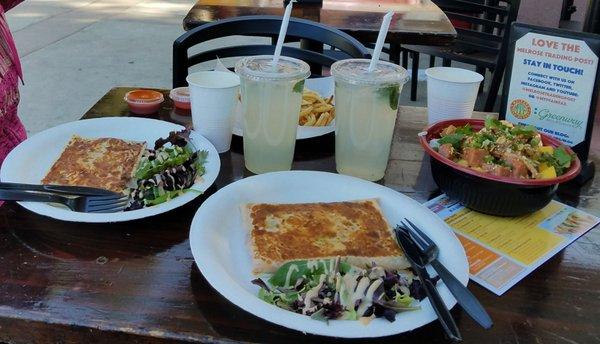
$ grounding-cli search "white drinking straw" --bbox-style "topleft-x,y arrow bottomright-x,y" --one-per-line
368,11 -> 394,72
272,0 -> 294,70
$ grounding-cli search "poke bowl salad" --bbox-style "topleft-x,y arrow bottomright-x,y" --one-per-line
419,118 -> 581,216
429,118 -> 577,180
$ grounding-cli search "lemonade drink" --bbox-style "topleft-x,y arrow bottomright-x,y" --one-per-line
331,59 -> 408,181
235,56 -> 310,174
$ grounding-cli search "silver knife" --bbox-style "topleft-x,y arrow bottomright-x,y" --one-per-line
430,257 -> 493,329
402,219 -> 493,330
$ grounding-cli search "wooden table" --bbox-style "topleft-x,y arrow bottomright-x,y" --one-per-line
182,0 -> 457,46
0,87 -> 599,343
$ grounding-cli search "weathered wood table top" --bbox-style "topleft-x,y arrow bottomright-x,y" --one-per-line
0,86 -> 598,343
182,0 -> 456,45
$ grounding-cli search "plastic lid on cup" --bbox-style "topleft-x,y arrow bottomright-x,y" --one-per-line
235,55 -> 310,82
331,59 -> 408,86
124,90 -> 164,104
169,87 -> 190,103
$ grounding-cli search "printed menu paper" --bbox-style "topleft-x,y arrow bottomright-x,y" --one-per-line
424,195 -> 599,295
504,32 -> 599,146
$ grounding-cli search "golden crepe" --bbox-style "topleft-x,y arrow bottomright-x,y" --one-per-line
243,199 -> 410,274
42,135 -> 146,193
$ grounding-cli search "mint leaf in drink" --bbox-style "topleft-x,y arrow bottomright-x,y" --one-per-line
377,84 -> 400,110
293,80 -> 305,93
389,85 -> 400,110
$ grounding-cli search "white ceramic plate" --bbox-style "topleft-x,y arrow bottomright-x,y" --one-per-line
189,171 -> 468,338
233,76 -> 335,140
0,117 -> 220,223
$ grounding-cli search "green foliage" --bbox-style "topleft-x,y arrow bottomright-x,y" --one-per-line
268,260 -> 351,287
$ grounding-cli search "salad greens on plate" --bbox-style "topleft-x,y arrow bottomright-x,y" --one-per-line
252,258 -> 426,324
126,130 -> 208,210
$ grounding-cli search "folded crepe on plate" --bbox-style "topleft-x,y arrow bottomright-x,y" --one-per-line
243,198 -> 410,274
42,135 -> 146,193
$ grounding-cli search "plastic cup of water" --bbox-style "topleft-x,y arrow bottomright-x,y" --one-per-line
425,67 -> 483,124
186,71 -> 240,153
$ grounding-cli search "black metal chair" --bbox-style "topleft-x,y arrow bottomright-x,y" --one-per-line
173,15 -> 371,88
400,0 -> 520,111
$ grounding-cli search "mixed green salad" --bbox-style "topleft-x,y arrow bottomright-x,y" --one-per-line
125,130 -> 208,210
252,258 -> 426,323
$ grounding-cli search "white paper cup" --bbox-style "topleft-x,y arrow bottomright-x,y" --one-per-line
186,71 -> 240,153
425,67 -> 483,124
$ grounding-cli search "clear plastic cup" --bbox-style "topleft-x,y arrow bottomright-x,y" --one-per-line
425,67 -> 483,124
186,71 -> 240,153
331,59 -> 408,181
235,55 -> 310,174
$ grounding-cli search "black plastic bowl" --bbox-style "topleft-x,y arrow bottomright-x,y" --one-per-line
420,119 -> 581,217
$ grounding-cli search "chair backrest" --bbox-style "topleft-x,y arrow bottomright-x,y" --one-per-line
434,0 -> 520,58
173,15 -> 371,88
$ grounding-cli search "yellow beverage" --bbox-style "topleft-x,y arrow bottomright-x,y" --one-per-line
331,59 -> 408,181
236,56 -> 310,174
241,80 -> 303,173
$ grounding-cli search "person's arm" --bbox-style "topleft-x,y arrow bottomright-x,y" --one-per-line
1,0 -> 24,12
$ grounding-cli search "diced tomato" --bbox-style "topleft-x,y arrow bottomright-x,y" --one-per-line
493,166 -> 511,177
463,147 -> 487,167
498,166 -> 511,177
504,154 -> 528,178
482,164 -> 511,177
512,161 -> 528,178
438,143 -> 454,159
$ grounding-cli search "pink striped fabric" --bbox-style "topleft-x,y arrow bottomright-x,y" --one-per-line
0,2 -> 26,172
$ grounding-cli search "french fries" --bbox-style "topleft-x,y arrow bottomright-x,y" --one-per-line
299,89 -> 335,127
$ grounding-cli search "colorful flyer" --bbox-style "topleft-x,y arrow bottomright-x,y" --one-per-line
424,195 -> 599,295
504,32 -> 599,147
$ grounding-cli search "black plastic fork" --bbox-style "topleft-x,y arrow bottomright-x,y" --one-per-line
0,189 -> 129,213
402,219 -> 494,330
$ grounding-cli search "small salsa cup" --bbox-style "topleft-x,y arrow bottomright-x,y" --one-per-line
125,90 -> 164,115
170,87 -> 191,116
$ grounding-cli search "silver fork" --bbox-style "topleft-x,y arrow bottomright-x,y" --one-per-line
402,219 -> 493,329
0,189 -> 130,213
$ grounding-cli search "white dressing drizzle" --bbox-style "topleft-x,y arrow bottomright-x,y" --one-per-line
356,278 -> 383,316
333,272 -> 342,303
302,279 -> 324,315
306,260 -> 318,272
342,272 -> 359,304
284,264 -> 299,288
351,277 -> 370,307
320,260 -> 328,272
